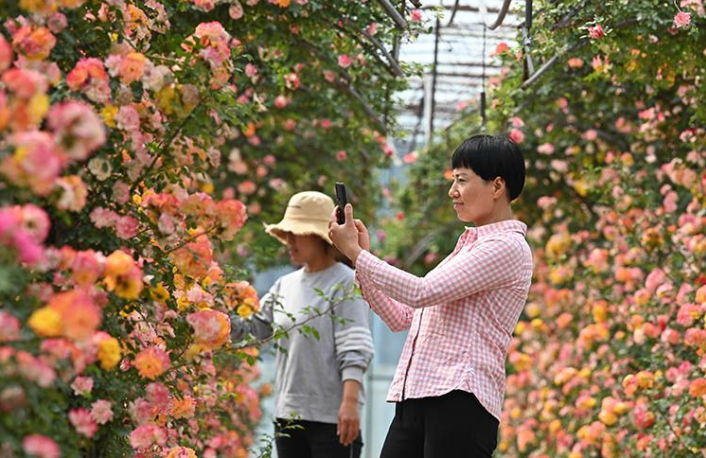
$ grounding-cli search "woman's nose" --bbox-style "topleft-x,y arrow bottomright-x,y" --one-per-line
448,184 -> 458,198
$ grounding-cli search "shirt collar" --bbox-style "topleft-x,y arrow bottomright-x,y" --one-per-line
465,219 -> 527,239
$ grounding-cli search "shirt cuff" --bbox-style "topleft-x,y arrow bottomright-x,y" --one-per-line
355,250 -> 380,279
341,366 -> 365,384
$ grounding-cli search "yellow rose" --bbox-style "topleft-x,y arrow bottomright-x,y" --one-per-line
105,250 -> 134,277
236,303 -> 254,319
97,337 -> 122,370
150,283 -> 170,304
101,105 -> 119,128
28,307 -> 62,337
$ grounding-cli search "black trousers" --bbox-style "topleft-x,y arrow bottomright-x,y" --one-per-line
379,391 -> 499,458
275,419 -> 363,458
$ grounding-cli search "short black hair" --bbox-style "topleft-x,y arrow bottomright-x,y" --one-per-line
451,134 -> 525,201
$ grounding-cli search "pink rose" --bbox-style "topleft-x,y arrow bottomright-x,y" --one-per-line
23,435 -> 60,458
410,9 -> 423,22
71,376 -> 94,396
47,13 -> 68,34
537,143 -> 555,155
116,216 -> 139,239
587,24 -> 604,39
0,35 -> 12,72
229,1 -> 244,19
285,72 -> 300,90
674,11 -> 691,28
245,63 -> 258,77
274,95 -> 288,109
91,400 -> 114,424
129,424 -> 167,449
69,408 -> 98,438
509,128 -> 525,144
493,42 -> 509,56
568,57 -> 584,68
338,54 -> 353,68
0,311 -> 20,342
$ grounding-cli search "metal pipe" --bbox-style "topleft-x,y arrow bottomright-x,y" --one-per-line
429,16 -> 441,142
376,0 -> 408,30
478,0 -> 513,30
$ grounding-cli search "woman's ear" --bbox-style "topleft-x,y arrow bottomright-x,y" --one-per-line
493,177 -> 506,198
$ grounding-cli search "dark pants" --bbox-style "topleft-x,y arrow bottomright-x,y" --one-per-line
380,391 -> 499,458
275,419 -> 363,458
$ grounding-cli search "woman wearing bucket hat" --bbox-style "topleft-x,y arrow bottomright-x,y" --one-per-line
328,135 -> 533,458
232,191 -> 374,458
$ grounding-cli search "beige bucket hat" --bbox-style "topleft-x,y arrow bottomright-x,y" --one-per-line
265,191 -> 334,245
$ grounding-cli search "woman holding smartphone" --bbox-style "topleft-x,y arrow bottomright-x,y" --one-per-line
329,134 -> 533,458
232,191 -> 373,458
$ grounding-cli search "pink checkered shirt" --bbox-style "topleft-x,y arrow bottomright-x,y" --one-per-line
355,219 -> 533,421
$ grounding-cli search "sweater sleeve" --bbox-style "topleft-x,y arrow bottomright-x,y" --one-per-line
355,269 -> 413,333
332,277 -> 374,385
230,279 -> 279,342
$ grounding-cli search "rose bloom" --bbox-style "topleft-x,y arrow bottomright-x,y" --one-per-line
167,446 -> 198,458
129,424 -> 167,449
509,128 -> 525,144
16,351 -> 56,388
27,306 -> 62,338
104,250 -> 134,277
0,311 -> 20,342
410,9 -> 423,22
674,11 -> 691,28
169,234 -> 213,278
70,249 -> 103,286
568,57 -> 584,68
66,58 -> 108,91
12,26 -> 57,60
146,382 -> 171,408
118,52 -> 148,84
285,72 -> 300,90
47,289 -> 101,341
171,395 -> 196,419
0,34 -> 13,72
115,215 -> 139,239
187,309 -> 231,349
47,101 -> 106,161
134,346 -> 171,380
69,408 -> 98,438
1,131 -> 64,196
91,399 -> 114,424
338,54 -> 353,68
274,94 -> 288,108
214,198 -> 247,241
71,376 -> 94,396
23,434 -> 60,458
55,175 -> 88,212
587,23 -> 604,39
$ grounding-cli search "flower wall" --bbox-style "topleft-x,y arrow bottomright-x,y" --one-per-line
0,0 -> 419,456
380,1 -> 706,456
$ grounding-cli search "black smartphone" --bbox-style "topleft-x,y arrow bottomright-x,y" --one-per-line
335,182 -> 348,224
